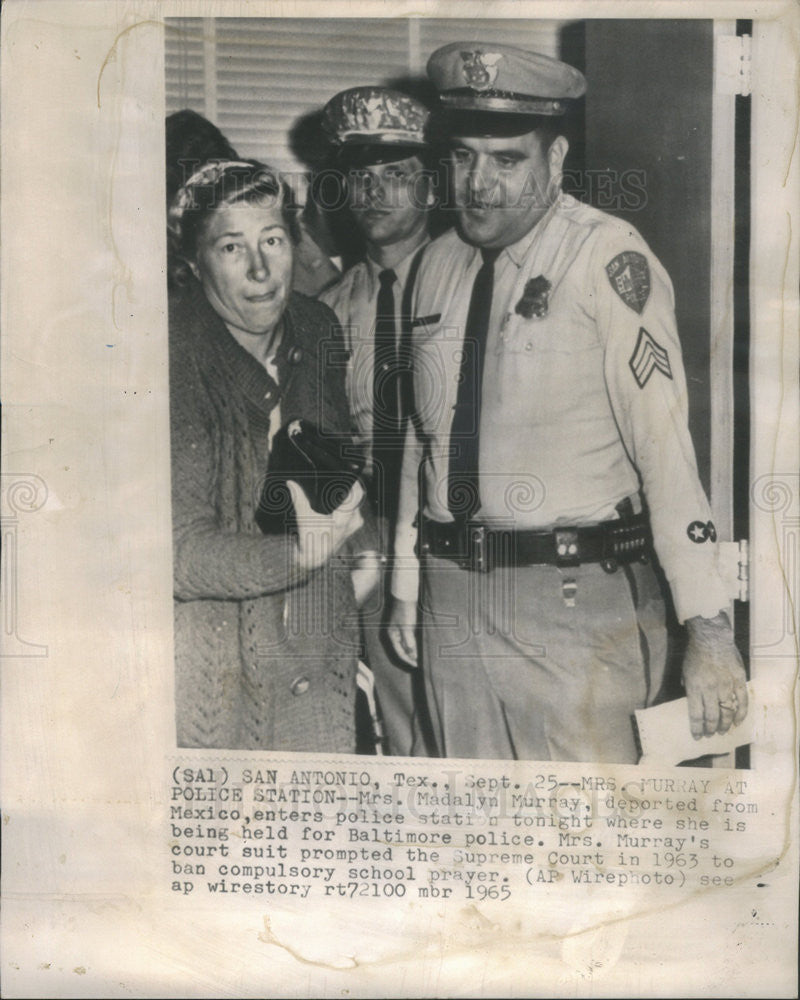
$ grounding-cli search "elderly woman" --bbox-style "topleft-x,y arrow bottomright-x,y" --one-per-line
168,159 -> 369,752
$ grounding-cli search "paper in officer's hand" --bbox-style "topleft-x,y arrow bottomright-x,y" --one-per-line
635,680 -> 762,765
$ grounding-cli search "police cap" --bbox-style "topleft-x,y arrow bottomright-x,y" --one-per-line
322,86 -> 430,167
427,42 -> 586,119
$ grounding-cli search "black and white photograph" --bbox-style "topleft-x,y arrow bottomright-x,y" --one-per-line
165,17 -> 752,765
1,2 -> 797,997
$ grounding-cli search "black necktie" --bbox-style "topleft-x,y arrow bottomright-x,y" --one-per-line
372,268 -> 400,520
447,247 -> 501,518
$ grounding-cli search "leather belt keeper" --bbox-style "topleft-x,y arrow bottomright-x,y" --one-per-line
418,514 -> 652,573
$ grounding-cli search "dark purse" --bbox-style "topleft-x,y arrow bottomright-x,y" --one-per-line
256,419 -> 365,534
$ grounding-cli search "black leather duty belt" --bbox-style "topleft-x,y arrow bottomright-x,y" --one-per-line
418,514 -> 652,573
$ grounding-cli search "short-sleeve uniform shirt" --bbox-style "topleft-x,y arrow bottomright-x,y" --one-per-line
320,244 -> 427,473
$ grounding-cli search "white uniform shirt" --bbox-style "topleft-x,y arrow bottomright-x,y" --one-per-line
393,194 -> 729,623
320,243 -> 428,471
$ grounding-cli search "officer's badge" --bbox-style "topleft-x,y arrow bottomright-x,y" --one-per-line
629,327 -> 672,388
411,313 -> 441,328
515,275 -> 551,319
606,251 -> 651,314
687,520 -> 717,543
459,51 -> 503,91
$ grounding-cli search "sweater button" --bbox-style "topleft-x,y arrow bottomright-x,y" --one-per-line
290,675 -> 311,696
289,347 -> 303,365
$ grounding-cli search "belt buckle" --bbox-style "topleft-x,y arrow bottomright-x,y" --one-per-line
554,528 -> 580,567
469,523 -> 491,573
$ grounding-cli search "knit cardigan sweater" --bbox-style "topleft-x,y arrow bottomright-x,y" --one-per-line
170,279 -> 361,751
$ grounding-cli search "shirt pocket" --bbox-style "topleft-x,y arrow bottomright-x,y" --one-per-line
493,308 -> 603,426
413,322 -> 460,430
345,337 -> 373,441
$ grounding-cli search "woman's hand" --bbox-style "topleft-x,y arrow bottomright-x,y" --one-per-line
287,479 -> 365,572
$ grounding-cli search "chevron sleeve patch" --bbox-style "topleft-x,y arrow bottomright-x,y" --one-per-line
629,327 -> 673,388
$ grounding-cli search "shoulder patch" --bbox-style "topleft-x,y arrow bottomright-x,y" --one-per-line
606,251 -> 650,314
629,327 -> 672,388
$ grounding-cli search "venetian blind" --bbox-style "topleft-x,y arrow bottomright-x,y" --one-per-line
164,17 -> 569,194
216,18 -> 411,181
165,18 -> 206,116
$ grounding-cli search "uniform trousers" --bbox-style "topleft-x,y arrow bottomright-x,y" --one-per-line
419,555 -> 668,762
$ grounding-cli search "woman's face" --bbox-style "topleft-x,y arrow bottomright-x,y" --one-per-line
191,200 -> 293,337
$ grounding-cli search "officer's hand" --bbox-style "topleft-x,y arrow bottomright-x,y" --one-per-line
288,479 -> 364,573
682,612 -> 748,740
387,597 -> 418,667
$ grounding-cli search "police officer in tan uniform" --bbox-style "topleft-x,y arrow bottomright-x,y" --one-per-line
387,42 -> 748,762
320,88 -> 436,755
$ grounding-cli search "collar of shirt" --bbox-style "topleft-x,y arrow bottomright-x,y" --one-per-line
501,194 -> 564,269
363,238 -> 430,300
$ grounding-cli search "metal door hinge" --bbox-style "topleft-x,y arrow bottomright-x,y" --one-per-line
719,539 -> 749,603
716,34 -> 752,97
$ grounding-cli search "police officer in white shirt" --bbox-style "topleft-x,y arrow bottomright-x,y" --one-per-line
386,43 -> 748,762
320,87 -> 437,755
